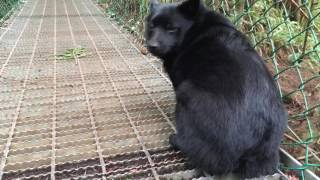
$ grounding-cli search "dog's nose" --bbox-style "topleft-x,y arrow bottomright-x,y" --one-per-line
148,42 -> 160,51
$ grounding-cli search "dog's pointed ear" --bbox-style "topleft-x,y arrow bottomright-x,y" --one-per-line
150,0 -> 160,11
178,0 -> 202,18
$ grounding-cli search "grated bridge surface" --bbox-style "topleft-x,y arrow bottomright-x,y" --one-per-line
0,0 -> 202,179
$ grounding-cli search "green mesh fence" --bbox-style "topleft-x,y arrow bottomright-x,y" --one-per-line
0,0 -> 20,21
101,0 -> 320,178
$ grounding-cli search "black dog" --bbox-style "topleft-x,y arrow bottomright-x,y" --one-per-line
145,0 -> 287,178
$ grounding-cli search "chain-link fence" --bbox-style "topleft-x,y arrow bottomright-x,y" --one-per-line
101,0 -> 320,179
0,0 -> 20,21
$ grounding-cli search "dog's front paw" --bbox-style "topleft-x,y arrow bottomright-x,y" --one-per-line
169,134 -> 180,151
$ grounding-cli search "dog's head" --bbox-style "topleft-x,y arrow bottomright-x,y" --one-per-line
145,0 -> 204,59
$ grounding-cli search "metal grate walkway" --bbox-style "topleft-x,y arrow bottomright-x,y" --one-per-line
0,0 -> 201,179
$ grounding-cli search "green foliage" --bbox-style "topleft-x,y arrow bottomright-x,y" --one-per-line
0,0 -> 20,20
55,47 -> 88,60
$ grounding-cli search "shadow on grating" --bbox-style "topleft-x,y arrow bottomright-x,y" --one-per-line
3,148 -> 202,179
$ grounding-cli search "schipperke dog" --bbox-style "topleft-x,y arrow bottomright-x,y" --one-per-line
145,0 -> 287,179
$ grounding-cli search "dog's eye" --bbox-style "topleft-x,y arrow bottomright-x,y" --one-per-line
165,23 -> 174,29
165,23 -> 178,32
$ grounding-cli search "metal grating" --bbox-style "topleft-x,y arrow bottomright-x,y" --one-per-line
0,0 -> 203,179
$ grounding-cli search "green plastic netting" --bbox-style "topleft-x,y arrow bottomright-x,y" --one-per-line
101,0 -> 320,178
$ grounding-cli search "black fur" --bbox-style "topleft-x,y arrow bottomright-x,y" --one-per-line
145,0 -> 287,178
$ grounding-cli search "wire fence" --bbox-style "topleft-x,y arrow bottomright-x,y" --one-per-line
0,0 -> 20,22
100,0 -> 320,178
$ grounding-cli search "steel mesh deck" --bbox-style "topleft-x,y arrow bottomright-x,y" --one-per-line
0,0 -> 203,179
